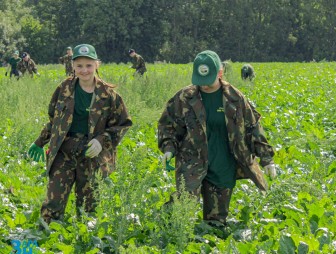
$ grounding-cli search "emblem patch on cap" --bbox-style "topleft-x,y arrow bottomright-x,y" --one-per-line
79,46 -> 89,55
198,64 -> 209,76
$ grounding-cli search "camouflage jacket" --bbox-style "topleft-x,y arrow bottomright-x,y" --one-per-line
131,54 -> 147,74
34,77 -> 132,175
158,79 -> 274,192
59,54 -> 73,75
241,64 -> 255,79
17,59 -> 38,76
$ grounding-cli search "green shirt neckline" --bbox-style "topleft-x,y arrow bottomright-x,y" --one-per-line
68,81 -> 93,135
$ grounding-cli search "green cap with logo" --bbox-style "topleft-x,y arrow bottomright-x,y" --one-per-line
72,44 -> 98,60
192,50 -> 221,86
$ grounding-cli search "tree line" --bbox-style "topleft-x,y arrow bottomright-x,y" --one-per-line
1,0 -> 335,64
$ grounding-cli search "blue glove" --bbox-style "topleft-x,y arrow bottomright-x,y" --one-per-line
28,143 -> 45,162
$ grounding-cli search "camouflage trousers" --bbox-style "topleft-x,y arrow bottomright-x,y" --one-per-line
172,178 -> 233,225
135,67 -> 146,76
41,134 -> 98,224
201,179 -> 233,225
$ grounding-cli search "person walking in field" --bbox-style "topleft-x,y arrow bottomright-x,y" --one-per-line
27,44 -> 132,225
5,50 -> 21,79
128,49 -> 147,76
59,46 -> 74,76
158,50 -> 276,227
241,63 -> 255,80
17,52 -> 40,77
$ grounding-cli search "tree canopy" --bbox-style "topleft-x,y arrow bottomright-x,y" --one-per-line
1,0 -> 335,63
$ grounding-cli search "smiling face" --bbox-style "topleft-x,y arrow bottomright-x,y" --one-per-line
73,57 -> 98,83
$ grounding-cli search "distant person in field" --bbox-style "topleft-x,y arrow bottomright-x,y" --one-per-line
222,60 -> 232,77
17,52 -> 40,77
241,64 -> 255,80
128,49 -> 147,76
27,44 -> 132,225
158,50 -> 275,228
5,50 -> 21,79
59,46 -> 74,76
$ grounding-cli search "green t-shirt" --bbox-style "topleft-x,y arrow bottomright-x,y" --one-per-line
8,57 -> 21,70
69,81 -> 93,135
200,87 -> 237,189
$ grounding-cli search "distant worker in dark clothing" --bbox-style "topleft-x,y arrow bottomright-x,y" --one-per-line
241,64 -> 255,81
18,52 -> 40,77
59,46 -> 74,76
5,50 -> 21,79
128,49 -> 147,76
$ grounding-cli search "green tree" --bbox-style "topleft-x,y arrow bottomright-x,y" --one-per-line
0,0 -> 27,61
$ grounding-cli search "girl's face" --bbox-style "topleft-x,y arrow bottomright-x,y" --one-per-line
73,57 -> 98,83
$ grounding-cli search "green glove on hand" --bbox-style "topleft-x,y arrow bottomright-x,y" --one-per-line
28,143 -> 45,162
162,152 -> 175,172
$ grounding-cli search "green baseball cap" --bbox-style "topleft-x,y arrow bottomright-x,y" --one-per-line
14,50 -> 19,55
72,44 -> 98,60
192,50 -> 221,86
66,46 -> 72,50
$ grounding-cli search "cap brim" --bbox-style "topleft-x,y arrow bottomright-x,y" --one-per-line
192,71 -> 217,86
72,55 -> 98,60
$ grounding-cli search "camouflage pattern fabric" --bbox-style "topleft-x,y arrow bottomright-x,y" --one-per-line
41,135 -> 98,223
17,58 -> 38,77
59,54 -> 73,76
241,64 -> 255,80
34,77 -> 132,177
201,179 -> 232,224
158,79 -> 274,193
131,53 -> 147,75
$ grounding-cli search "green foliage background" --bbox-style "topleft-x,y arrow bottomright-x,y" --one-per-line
1,0 -> 336,63
0,62 -> 335,253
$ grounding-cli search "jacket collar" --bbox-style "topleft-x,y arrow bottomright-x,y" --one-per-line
62,77 -> 109,99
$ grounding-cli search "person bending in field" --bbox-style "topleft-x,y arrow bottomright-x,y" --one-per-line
158,50 -> 276,228
128,49 -> 147,76
27,44 -> 132,225
241,63 -> 255,80
17,52 -> 40,77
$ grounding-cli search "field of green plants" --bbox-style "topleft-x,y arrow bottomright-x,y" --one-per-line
0,61 -> 335,253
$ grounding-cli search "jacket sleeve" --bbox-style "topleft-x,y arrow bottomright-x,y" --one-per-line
158,94 -> 186,156
31,60 -> 38,73
95,93 -> 132,150
34,86 -> 61,148
242,97 -> 274,166
59,56 -> 64,64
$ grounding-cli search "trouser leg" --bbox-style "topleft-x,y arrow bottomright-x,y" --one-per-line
201,179 -> 233,225
75,157 -> 97,214
41,151 -> 75,224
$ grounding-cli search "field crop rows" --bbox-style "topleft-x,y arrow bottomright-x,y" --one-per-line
0,62 -> 335,253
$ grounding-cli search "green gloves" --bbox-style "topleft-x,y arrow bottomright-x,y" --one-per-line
162,152 -> 175,172
28,143 -> 45,162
